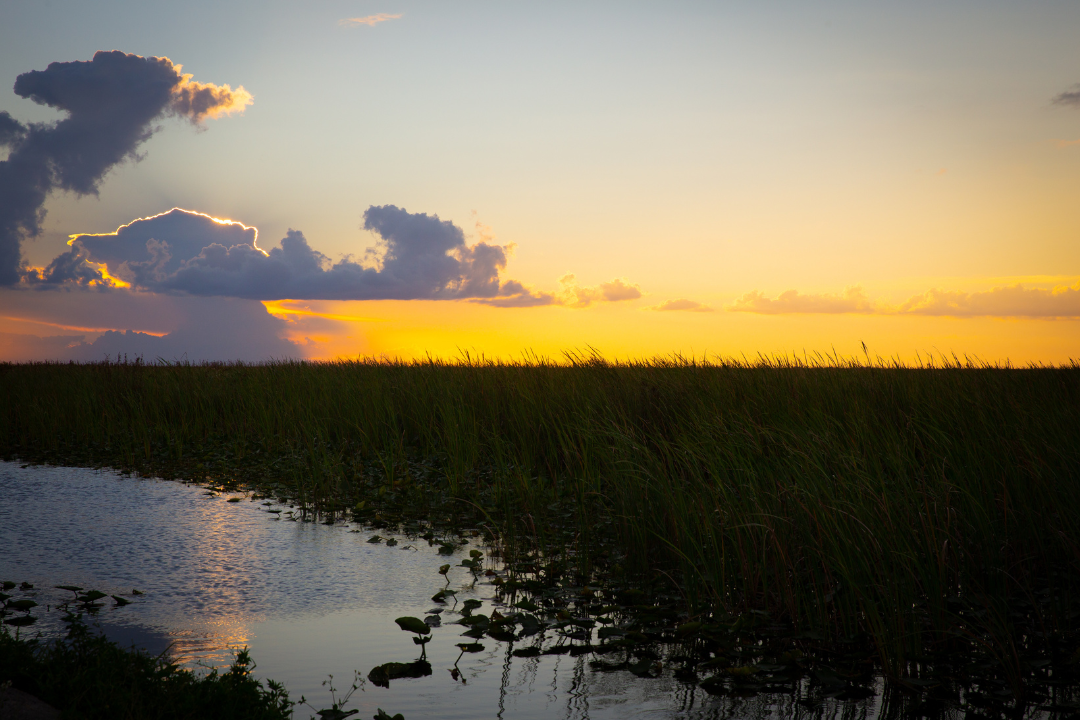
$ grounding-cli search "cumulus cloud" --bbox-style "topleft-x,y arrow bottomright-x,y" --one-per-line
1052,85 -> 1080,108
32,205 -> 548,303
339,13 -> 402,27
728,282 -> 1080,319
26,204 -> 645,309
0,50 -> 251,285
647,298 -> 714,312
729,286 -> 878,314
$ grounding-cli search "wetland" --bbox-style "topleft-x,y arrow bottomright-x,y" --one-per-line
2,357 -> 1080,718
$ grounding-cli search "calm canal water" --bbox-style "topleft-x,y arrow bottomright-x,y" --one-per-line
1,461 -> 886,719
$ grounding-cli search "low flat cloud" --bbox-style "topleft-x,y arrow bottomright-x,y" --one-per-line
339,14 -> 402,27
647,299 -> 713,312
473,274 -> 642,309
0,50 -> 250,285
0,292 -> 298,362
728,282 -> 1080,319
897,283 -> 1080,318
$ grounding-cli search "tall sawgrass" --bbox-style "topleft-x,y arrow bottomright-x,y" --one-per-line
2,353 -> 1078,677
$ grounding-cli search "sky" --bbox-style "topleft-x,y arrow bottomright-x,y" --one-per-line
1,0 -> 1078,364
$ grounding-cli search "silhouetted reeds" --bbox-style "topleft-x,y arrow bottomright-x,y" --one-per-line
3,352 -> 1078,680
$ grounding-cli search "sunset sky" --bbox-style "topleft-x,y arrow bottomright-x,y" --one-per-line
2,1 -> 1078,363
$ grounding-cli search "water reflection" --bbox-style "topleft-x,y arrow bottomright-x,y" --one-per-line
0,462 -> 1049,719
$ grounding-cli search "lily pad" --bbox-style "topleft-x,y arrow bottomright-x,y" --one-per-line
4,616 -> 36,627
455,643 -> 485,653
6,599 -> 37,612
368,659 -> 432,688
315,709 -> 357,720
395,616 -> 431,635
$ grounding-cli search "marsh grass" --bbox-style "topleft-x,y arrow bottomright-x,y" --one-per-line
2,353 -> 1079,686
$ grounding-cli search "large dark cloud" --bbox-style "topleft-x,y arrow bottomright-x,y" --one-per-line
41,205 -> 549,303
0,51 -> 251,285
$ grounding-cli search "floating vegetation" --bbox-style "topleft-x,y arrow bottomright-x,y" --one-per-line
367,660 -> 432,688
1,579 -> 143,632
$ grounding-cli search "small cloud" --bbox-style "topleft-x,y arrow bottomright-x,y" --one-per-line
728,286 -> 878,314
935,168 -> 947,176
557,274 -> 642,308
647,299 -> 714,312
170,74 -> 253,123
339,13 -> 402,27
1052,85 -> 1080,108
1054,138 -> 1080,149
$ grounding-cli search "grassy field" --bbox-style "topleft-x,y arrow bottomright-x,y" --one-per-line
3,354 -> 1079,685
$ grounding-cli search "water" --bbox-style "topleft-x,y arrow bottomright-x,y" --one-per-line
1,461 -> 883,719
